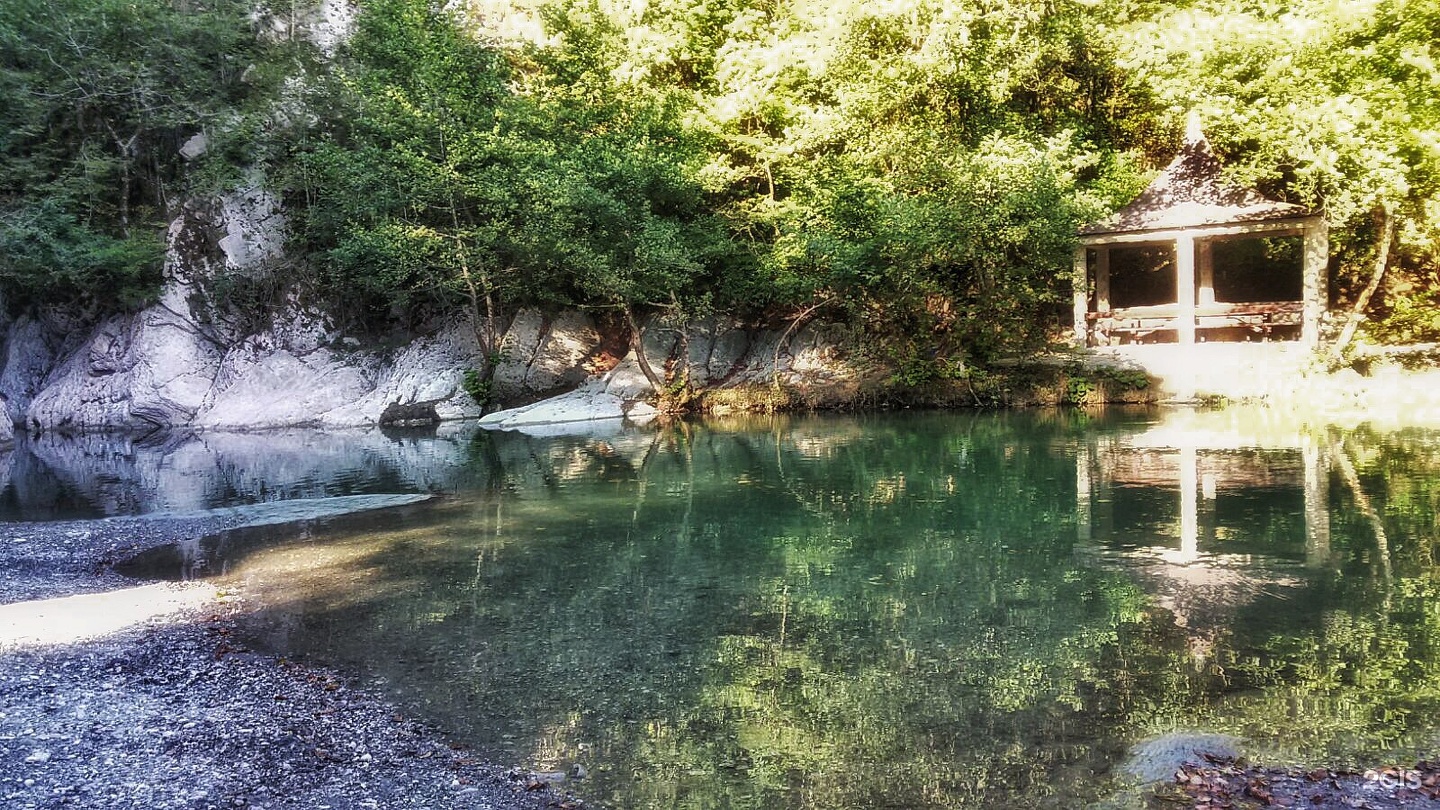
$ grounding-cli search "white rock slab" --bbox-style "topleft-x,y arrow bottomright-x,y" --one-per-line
479,385 -> 627,429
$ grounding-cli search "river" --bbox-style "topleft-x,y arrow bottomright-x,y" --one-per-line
9,407 -> 1439,808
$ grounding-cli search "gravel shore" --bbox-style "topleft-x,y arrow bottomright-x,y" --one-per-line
0,503 -> 566,810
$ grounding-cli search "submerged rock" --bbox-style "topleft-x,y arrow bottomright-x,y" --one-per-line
157,493 -> 436,530
1120,731 -> 1242,784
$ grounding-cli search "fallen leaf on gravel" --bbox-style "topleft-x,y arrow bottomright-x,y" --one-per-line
1244,778 -> 1272,804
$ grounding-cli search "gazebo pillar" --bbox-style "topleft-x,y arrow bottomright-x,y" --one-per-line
1072,245 -> 1088,346
1175,235 -> 1196,344
1095,248 -> 1110,312
1302,218 -> 1328,347
1196,239 -> 1214,307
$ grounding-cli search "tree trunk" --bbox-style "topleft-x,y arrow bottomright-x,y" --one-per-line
772,295 -> 832,389
669,293 -> 690,392
623,304 -> 663,391
1332,205 -> 1395,357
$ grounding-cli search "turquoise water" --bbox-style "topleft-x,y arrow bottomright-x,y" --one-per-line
138,409 -> 1440,808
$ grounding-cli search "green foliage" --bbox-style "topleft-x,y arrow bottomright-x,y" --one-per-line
7,0 -> 1436,359
462,367 -> 493,407
0,202 -> 165,309
887,352 -> 966,390
0,0 -> 259,309
1093,363 -> 1151,391
685,0 -> 1148,355
286,0 -> 728,331
1117,0 -> 1440,336
1375,290 -> 1440,344
269,0 -> 1159,357
1062,363 -> 1150,405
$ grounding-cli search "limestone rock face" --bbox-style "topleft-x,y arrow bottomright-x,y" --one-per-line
316,318 -> 485,427
196,345 -> 377,430
0,209 -> 622,433
0,182 -> 853,435
0,315 -> 63,425
21,199 -> 246,433
214,187 -> 286,278
490,309 -> 608,403
479,316 -> 864,431
179,133 -> 208,161
303,0 -> 358,58
25,306 -> 223,433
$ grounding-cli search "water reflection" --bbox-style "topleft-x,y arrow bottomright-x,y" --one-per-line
0,425 -> 489,521
107,409 -> 1440,808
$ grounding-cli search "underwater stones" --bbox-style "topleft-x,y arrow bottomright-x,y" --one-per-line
1121,732 -> 1242,784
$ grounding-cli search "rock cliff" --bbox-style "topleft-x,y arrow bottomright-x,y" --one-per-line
0,188 -> 864,441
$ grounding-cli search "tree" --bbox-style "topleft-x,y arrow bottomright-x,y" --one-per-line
681,0 -> 1148,364
292,0 -> 728,398
1116,0 -> 1440,345
0,0 -> 257,309
292,0 -> 549,404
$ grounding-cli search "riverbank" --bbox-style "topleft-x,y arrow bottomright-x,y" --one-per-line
0,502 -> 564,810
1153,756 -> 1440,808
1079,342 -> 1440,425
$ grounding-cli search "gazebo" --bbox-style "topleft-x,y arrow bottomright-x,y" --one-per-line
1073,119 -> 1327,347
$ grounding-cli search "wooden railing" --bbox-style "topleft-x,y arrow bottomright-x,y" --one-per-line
1085,301 -> 1303,344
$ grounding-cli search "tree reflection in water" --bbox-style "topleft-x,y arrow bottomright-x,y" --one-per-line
206,410 -> 1440,809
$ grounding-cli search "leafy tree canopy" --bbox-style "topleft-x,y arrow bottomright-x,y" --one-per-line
3,0 -> 1437,354
0,0 -> 260,309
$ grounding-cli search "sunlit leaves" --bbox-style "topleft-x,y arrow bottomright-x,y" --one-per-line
288,0 -> 735,331
1116,0 -> 1440,334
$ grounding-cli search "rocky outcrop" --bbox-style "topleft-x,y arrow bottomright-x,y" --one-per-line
478,382 -> 657,432
479,316 -> 866,431
0,164 -> 867,436
24,309 -> 222,433
0,185 -> 635,434
1120,732 -> 1242,784
3,305 -> 623,435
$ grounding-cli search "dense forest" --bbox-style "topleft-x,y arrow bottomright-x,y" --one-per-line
1,0 -> 1437,380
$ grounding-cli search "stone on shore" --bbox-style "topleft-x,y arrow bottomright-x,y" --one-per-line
479,382 -> 639,430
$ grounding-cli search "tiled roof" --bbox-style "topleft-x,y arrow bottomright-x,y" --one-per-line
1080,131 -> 1310,236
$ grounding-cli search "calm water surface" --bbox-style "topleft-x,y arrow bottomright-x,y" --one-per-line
89,410 -> 1440,807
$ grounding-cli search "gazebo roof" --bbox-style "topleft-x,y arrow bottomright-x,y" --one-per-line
1080,125 -> 1311,237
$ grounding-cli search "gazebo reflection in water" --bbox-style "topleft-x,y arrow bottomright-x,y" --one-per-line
1072,409 -> 1339,657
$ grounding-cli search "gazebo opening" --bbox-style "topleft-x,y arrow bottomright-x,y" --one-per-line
1211,236 -> 1303,303
1107,244 -> 1176,309
1073,117 -> 1327,347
